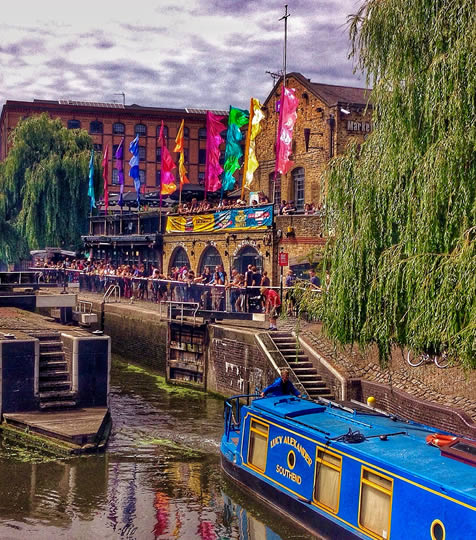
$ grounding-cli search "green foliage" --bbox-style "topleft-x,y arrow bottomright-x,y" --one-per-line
0,114 -> 101,261
318,0 -> 476,367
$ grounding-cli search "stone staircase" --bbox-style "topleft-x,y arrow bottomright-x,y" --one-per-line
268,331 -> 333,400
32,332 -> 77,410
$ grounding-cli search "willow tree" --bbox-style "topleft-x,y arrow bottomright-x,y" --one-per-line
0,114 -> 101,260
320,0 -> 476,367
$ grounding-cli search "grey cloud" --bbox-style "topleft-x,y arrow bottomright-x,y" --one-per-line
0,38 -> 45,56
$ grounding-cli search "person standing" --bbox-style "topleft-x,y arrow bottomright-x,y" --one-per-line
260,369 -> 301,398
260,286 -> 281,331
309,269 -> 321,290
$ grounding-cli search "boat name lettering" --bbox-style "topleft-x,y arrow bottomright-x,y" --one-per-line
276,464 -> 302,484
270,435 -> 312,466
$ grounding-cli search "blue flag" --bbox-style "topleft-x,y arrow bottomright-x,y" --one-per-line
129,135 -> 141,207
88,149 -> 96,209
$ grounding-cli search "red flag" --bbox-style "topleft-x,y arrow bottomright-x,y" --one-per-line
158,121 -> 177,195
275,86 -> 299,175
102,144 -> 109,212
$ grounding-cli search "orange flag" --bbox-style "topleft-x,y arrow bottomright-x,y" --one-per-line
174,119 -> 189,187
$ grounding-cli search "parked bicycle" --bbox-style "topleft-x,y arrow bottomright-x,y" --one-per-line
406,350 -> 449,368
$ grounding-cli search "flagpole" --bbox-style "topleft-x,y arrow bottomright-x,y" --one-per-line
241,98 -> 254,201
280,4 -> 289,88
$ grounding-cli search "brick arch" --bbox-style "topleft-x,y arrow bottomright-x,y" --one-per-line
197,245 -> 223,274
168,246 -> 190,274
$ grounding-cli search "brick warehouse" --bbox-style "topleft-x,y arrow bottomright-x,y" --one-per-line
0,99 -> 227,193
255,72 -> 372,209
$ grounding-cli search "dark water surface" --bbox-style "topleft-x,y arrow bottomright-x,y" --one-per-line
0,357 -> 314,539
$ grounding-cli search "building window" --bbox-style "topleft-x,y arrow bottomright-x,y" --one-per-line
113,122 -> 125,135
93,143 -> 103,152
359,468 -> 393,539
139,170 -> 145,185
269,173 -> 281,205
135,123 -> 147,137
90,120 -> 103,134
156,147 -> 162,162
139,146 -> 146,162
198,172 -> 205,186
198,148 -> 206,165
248,420 -> 268,472
156,170 -> 161,187
112,169 -> 120,185
198,127 -> 207,139
113,144 -> 121,157
67,119 -> 81,129
157,125 -> 168,139
292,167 -> 305,211
199,246 -> 223,273
314,448 -> 342,513
183,148 -> 189,163
170,247 -> 190,272
184,126 -> 189,138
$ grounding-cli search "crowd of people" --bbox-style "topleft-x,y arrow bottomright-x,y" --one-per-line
36,258 -> 325,329
177,193 -> 271,215
278,201 -> 325,215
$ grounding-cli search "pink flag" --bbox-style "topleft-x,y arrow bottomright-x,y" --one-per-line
275,86 -> 299,175
158,121 -> 177,195
205,111 -> 226,195
102,144 -> 109,212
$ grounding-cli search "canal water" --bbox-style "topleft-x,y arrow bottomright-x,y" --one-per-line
0,357 -> 315,539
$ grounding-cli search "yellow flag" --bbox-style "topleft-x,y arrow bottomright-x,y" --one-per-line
174,119 -> 185,152
178,151 -> 189,186
244,98 -> 264,191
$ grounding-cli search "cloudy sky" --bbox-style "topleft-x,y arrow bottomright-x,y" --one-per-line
0,0 -> 367,111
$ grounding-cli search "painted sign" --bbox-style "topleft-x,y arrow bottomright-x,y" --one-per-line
166,204 -> 273,233
278,252 -> 288,266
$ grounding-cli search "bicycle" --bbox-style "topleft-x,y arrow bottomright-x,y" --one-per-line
406,350 -> 449,368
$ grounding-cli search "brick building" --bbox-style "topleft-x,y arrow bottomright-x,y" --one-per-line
0,99 -> 227,195
255,72 -> 372,209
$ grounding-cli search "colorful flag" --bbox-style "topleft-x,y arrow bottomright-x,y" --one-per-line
174,119 -> 189,188
205,111 -> 226,195
114,138 -> 124,207
88,149 -> 96,209
222,106 -> 249,192
102,144 -> 109,212
129,135 -> 141,207
243,98 -> 265,194
159,121 -> 177,195
275,86 -> 299,175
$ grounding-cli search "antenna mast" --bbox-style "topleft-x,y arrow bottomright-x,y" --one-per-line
113,92 -> 126,106
279,5 -> 289,88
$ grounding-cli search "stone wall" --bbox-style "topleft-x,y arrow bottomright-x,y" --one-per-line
207,325 -> 276,397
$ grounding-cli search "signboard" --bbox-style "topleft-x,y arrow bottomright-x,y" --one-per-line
278,252 -> 288,266
166,204 -> 273,233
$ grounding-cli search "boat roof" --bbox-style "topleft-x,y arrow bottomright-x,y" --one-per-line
251,397 -> 476,503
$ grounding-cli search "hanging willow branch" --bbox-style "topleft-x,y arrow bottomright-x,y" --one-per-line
0,114 -> 99,261
315,0 -> 476,368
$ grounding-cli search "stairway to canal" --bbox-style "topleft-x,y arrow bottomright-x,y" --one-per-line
268,331 -> 333,400
31,331 -> 77,410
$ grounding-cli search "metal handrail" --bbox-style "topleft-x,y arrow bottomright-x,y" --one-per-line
166,300 -> 199,324
258,332 -> 309,399
76,300 -> 93,314
103,284 -> 120,303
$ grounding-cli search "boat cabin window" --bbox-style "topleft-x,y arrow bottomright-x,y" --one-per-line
248,420 -> 269,472
313,448 -> 342,513
359,467 -> 393,539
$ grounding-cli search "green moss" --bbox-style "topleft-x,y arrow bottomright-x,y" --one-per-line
136,436 -> 205,459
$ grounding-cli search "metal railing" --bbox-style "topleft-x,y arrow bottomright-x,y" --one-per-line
166,300 -> 199,324
103,283 -> 121,303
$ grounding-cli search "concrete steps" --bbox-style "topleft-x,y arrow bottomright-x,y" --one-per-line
268,332 -> 333,401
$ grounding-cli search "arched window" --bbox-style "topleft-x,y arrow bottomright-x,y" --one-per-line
135,123 -> 147,136
199,246 -> 223,273
169,247 -> 190,272
269,172 -> 281,206
90,120 -> 103,134
198,127 -> 207,139
157,125 -> 168,139
67,119 -> 81,129
113,122 -> 125,134
292,167 -> 305,211
233,246 -> 262,275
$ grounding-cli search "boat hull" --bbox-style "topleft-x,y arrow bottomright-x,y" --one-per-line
221,453 -> 364,540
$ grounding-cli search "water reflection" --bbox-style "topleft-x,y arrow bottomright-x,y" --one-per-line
0,358 -> 313,539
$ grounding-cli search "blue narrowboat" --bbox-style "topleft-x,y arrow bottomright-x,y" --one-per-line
221,395 -> 476,539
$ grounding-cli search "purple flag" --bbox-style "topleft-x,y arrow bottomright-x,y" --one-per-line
114,138 -> 124,207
